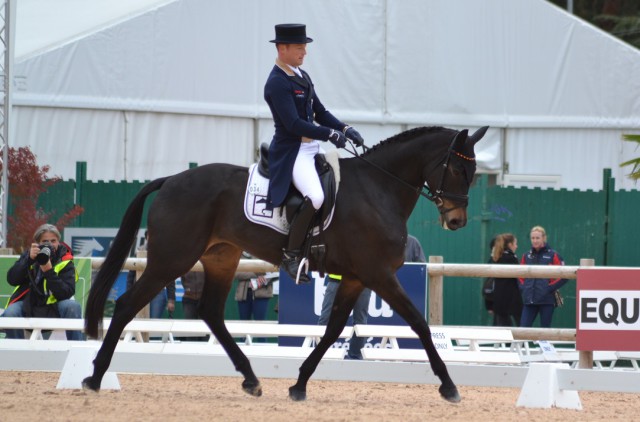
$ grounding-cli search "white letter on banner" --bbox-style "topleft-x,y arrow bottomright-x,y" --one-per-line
369,293 -> 393,318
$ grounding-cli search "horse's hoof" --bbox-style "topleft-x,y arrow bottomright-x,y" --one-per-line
439,385 -> 461,403
242,380 -> 262,397
81,376 -> 100,392
288,385 -> 307,401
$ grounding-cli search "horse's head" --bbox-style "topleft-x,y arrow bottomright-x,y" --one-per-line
425,126 -> 488,230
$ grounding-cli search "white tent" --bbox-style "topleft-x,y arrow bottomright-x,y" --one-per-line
13,0 -> 640,190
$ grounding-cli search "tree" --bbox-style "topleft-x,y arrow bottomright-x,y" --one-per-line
620,134 -> 640,180
548,0 -> 640,50
1,147 -> 83,251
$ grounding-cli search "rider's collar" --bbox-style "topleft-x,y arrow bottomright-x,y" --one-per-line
275,59 -> 301,77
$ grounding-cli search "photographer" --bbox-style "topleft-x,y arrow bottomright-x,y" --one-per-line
2,224 -> 83,340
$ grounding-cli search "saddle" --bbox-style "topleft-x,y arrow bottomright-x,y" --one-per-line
257,143 -> 337,225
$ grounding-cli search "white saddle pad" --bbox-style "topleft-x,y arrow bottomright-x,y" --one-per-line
243,163 -> 337,235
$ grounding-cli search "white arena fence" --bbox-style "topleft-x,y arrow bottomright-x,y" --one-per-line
1,256 -> 639,406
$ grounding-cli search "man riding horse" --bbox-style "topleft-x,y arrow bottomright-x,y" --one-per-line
264,23 -> 364,283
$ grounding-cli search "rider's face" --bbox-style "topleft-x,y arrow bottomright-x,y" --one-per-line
280,43 -> 307,68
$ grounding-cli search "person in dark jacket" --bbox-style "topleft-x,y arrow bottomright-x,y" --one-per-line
264,23 -> 365,283
180,270 -> 205,320
519,226 -> 568,328
487,233 -> 523,327
2,224 -> 82,340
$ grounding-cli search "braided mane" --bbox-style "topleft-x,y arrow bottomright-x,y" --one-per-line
361,126 -> 448,157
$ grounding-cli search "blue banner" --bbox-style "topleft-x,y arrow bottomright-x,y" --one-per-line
278,263 -> 427,349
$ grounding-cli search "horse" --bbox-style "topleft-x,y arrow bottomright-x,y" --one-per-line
82,125 -> 488,403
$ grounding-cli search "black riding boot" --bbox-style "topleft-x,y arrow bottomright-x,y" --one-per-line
282,197 -> 317,283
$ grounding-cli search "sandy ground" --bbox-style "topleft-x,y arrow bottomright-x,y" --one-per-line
0,371 -> 635,421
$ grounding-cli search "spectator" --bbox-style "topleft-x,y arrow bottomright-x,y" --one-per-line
319,234 -> 426,359
126,230 -> 175,318
2,224 -> 83,340
487,233 -> 523,327
180,270 -> 205,320
519,226 -> 568,328
235,252 -> 277,322
178,269 -> 206,341
404,234 -> 426,263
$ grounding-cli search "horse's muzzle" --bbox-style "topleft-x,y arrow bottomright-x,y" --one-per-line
438,206 -> 467,231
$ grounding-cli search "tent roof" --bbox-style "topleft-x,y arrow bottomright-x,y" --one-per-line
14,0 -> 640,128
16,0 -> 174,60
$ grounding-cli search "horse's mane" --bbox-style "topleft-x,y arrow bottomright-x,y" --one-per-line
361,126 -> 449,157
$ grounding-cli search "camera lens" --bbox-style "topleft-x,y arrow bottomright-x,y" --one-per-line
35,245 -> 51,265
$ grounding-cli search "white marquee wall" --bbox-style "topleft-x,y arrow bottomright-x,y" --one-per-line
12,0 -> 640,189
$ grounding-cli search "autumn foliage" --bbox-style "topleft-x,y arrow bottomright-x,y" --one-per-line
1,147 -> 83,252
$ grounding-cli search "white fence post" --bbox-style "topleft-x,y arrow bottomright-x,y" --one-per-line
578,258 -> 595,369
428,256 -> 443,325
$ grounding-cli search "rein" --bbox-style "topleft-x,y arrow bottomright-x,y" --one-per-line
343,134 -> 474,215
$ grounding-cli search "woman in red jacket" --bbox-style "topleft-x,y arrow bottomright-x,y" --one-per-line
519,226 -> 568,328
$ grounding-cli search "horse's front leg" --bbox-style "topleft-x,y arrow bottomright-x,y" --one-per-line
373,273 -> 460,403
289,278 -> 363,401
198,270 -> 261,397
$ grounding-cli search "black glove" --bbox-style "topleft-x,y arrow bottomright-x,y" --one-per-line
328,129 -> 347,149
344,126 -> 364,146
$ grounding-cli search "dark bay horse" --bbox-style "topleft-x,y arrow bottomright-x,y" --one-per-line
83,125 -> 488,402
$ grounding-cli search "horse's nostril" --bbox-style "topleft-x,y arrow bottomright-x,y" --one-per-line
447,219 -> 466,230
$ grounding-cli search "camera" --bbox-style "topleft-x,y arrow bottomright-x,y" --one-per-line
36,242 -> 53,265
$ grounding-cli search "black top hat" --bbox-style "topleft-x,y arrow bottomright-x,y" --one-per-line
270,24 -> 313,44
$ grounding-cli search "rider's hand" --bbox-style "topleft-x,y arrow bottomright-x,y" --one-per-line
344,126 -> 364,146
328,129 -> 347,149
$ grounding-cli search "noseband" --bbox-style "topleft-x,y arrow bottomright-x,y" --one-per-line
422,147 -> 474,216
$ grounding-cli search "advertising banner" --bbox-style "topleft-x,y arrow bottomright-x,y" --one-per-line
278,263 -> 427,349
576,268 -> 640,351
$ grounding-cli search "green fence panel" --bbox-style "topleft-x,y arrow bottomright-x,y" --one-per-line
408,175 -> 486,327
36,180 -> 77,225
482,185 -> 607,328
607,187 -> 640,267
79,180 -> 150,227
10,165 -> 640,329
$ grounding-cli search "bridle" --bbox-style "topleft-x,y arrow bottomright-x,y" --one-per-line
421,144 -> 475,214
345,133 -> 474,216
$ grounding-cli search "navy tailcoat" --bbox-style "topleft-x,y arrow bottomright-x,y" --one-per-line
263,63 -> 345,208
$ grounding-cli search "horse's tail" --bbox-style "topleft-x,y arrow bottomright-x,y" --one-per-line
84,176 -> 170,339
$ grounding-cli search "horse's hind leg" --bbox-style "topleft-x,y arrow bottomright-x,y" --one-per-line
289,278 -> 363,401
82,273 -> 169,391
198,244 -> 262,397
372,273 -> 460,403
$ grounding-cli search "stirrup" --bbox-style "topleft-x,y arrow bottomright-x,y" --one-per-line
295,258 -> 310,285
282,252 -> 311,284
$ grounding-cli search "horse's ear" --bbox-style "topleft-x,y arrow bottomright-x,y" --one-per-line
452,129 -> 468,151
469,126 -> 489,145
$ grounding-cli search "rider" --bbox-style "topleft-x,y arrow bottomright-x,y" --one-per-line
264,23 -> 364,283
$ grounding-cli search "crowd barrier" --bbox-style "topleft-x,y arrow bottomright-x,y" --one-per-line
5,255 -> 632,369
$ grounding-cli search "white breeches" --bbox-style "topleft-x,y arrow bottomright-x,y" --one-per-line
292,141 -> 325,210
